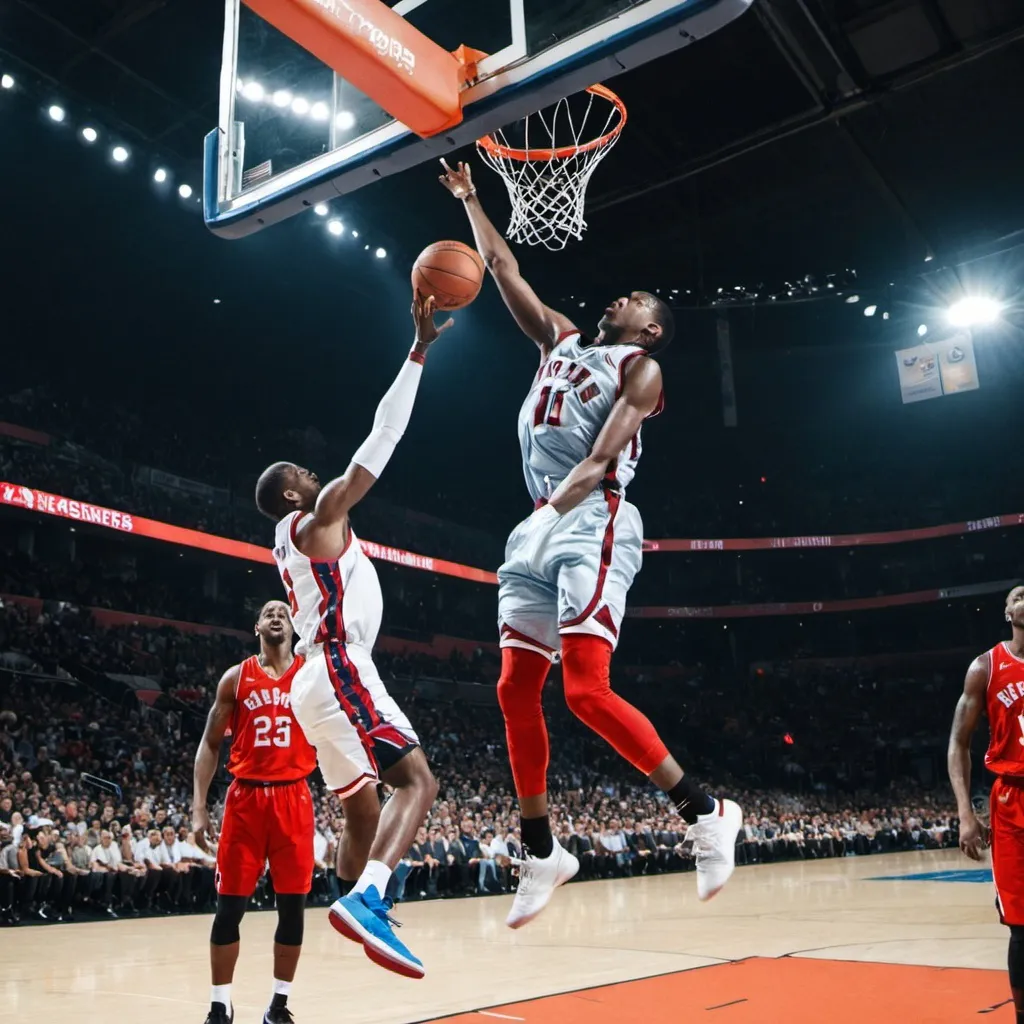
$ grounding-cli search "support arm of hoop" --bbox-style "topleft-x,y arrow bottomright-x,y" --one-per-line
242,0 -> 464,137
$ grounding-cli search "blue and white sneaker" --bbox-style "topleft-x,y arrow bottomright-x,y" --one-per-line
328,886 -> 425,979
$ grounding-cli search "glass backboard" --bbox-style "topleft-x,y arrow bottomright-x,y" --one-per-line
205,0 -> 753,237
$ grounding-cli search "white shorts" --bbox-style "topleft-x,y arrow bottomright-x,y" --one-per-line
497,491 -> 643,658
290,640 -> 418,797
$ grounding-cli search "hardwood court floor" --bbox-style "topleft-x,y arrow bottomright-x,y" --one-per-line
3,850 -> 1013,1022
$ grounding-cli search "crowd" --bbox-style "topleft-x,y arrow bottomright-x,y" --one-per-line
0,594 -> 966,926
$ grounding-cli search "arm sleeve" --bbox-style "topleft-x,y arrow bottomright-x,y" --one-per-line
351,352 -> 424,478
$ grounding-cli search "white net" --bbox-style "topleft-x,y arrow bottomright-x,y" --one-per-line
476,85 -> 626,251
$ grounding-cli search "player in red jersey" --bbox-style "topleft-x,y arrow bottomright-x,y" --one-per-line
949,584 -> 1024,1024
193,600 -> 317,1024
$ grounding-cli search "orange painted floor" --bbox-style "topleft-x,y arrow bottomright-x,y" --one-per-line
425,958 -> 1015,1024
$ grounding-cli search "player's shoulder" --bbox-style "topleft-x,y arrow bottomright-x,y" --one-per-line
967,647 -> 998,687
274,510 -> 304,546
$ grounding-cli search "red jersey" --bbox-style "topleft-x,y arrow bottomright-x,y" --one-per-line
226,655 -> 317,783
985,642 -> 1024,777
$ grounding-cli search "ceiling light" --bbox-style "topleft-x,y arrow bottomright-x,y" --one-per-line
917,324 -> 928,337
178,184 -> 193,199
863,305 -> 877,317
81,126 -> 98,143
335,110 -> 356,130
314,203 -> 328,216
154,168 -> 168,183
844,294 -> 860,304
272,89 -> 292,108
327,219 -> 344,236
242,81 -> 264,102
48,105 -> 65,122
948,296 -> 1002,327
291,97 -> 309,116
112,146 -> 129,162
310,101 -> 330,121
375,247 -> 387,259
1,75 -> 14,90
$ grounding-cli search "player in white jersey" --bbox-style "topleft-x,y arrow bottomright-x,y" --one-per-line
443,160 -> 742,927
254,294 -> 451,980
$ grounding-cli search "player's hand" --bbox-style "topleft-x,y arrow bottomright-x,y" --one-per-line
192,805 -> 211,853
438,159 -> 475,200
412,291 -> 454,348
958,813 -> 990,861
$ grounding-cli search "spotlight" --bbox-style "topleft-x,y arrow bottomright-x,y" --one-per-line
917,324 -> 928,337
844,294 -> 860,304
327,219 -> 344,236
178,184 -> 193,199
335,110 -> 356,130
48,104 -> 66,122
81,126 -> 98,143
375,247 -> 387,259
242,81 -> 264,102
154,168 -> 168,183
948,296 -> 1002,327
1,74 -> 13,90
112,146 -> 129,163
314,203 -> 329,216
863,305 -> 877,317
272,89 -> 292,108
351,230 -> 359,238
310,101 -> 330,121
291,97 -> 309,116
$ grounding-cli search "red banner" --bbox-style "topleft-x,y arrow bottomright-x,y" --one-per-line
0,482 -> 497,585
642,514 -> 1021,552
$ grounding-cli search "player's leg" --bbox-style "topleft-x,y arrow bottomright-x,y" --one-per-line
261,782 -> 316,1024
496,520 -> 579,928
991,780 -> 1024,1023
558,497 -> 742,901
208,782 -> 266,1024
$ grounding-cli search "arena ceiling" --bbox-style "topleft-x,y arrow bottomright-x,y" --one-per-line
3,0 -> 1024,295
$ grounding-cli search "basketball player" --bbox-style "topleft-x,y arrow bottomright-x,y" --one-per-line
441,159 -> 742,927
192,600 -> 315,1024
253,294 -> 450,979
949,584 -> 1024,1024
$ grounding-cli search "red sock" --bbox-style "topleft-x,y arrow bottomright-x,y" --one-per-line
560,633 -> 669,774
496,647 -> 552,799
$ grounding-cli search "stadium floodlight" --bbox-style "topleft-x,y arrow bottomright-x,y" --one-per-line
81,126 -> 98,143
327,219 -> 344,236
154,168 -> 168,183
313,203 -> 329,216
917,324 -> 928,337
1,74 -> 14,90
948,296 -> 1002,327
310,101 -> 330,121
178,184 -> 193,199
291,97 -> 310,116
335,110 -> 356,130
242,81 -> 264,102
112,146 -> 129,163
272,89 -> 292,108
48,104 -> 66,122
375,247 -> 387,259
863,305 -> 877,317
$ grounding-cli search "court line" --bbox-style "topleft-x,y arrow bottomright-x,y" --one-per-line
478,1013 -> 526,1021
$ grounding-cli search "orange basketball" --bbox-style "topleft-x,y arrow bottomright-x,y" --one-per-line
411,240 -> 485,311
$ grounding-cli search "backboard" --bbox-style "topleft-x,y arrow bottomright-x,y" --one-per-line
204,0 -> 753,238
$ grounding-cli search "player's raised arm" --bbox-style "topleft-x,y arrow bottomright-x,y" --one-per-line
192,663 -> 240,851
948,654 -> 991,860
440,159 -> 575,354
545,357 -> 663,517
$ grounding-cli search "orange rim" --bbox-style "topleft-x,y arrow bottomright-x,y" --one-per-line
477,84 -> 627,163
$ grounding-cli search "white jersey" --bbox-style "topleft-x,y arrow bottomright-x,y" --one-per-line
517,332 -> 663,504
273,511 -> 383,656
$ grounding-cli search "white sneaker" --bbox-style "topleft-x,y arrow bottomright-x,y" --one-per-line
506,839 -> 579,929
685,799 -> 743,902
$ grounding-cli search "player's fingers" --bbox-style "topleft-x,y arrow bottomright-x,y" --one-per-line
440,158 -> 452,174
439,317 -> 455,333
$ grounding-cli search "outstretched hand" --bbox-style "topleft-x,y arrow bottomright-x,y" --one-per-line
439,158 -> 475,200
412,292 -> 455,348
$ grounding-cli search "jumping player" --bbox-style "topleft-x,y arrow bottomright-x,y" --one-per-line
253,294 -> 449,979
949,584 -> 1024,1024
441,159 -> 742,927
192,600 -> 316,1024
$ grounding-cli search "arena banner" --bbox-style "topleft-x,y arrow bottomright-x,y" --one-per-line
641,513 -> 1022,552
629,578 -> 1019,619
0,482 -> 498,585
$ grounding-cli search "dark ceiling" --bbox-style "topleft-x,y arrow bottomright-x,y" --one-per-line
3,0 -> 1024,297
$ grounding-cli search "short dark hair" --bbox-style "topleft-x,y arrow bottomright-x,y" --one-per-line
255,462 -> 297,521
640,292 -> 675,352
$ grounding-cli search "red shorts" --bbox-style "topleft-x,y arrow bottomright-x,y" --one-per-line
216,779 -> 315,897
991,776 -> 1024,925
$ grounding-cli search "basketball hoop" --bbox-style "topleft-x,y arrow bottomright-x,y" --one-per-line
476,84 -> 627,251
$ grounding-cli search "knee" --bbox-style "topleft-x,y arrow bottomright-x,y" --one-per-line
210,894 -> 247,945
274,893 -> 305,946
563,681 -> 601,722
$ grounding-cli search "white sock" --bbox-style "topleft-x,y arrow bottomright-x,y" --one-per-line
352,859 -> 392,897
211,984 -> 232,1010
272,978 -> 291,998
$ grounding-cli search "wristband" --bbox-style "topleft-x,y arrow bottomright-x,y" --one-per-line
409,348 -> 426,366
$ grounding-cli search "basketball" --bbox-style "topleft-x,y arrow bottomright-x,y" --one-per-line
411,240 -> 485,311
